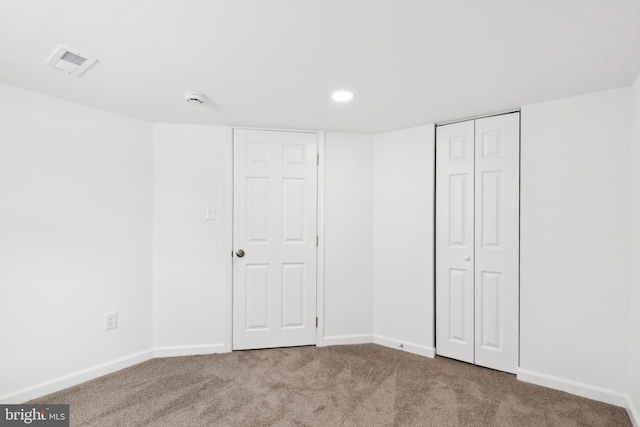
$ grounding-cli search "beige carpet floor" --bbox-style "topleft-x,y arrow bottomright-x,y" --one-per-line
31,344 -> 631,426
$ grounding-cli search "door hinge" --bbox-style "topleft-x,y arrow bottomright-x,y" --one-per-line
316,317 -> 318,328
317,153 -> 319,165
316,235 -> 319,247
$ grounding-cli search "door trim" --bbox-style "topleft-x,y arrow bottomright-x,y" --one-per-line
316,131 -> 326,346
224,127 -> 326,351
223,126 -> 233,353
435,109 -> 521,127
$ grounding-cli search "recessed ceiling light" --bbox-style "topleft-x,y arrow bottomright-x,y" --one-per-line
331,91 -> 354,102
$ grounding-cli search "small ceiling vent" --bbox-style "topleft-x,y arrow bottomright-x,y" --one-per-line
45,45 -> 97,76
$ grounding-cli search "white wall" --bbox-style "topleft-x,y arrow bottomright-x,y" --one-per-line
152,124 -> 229,355
520,87 -> 631,405
153,128 -> 375,351
323,132 -> 373,343
0,83 -> 153,402
628,74 -> 640,421
3,77 -> 639,417
372,124 -> 435,356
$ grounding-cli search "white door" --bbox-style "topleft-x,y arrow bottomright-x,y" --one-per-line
436,113 -> 519,374
474,114 -> 519,373
232,129 -> 318,350
435,120 -> 476,364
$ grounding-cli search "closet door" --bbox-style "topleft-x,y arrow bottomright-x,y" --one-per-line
474,113 -> 519,373
435,120 -> 475,364
436,113 -> 519,374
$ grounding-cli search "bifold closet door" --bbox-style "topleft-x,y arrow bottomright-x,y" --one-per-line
473,114 -> 519,373
436,113 -> 519,374
435,120 -> 476,364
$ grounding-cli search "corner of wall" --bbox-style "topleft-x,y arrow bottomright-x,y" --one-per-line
321,131 -> 375,346
520,88 -> 631,399
0,83 -> 154,403
371,124 -> 435,350
627,72 -> 640,427
151,124 -> 229,352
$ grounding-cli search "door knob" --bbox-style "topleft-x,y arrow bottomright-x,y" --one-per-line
236,249 -> 245,258
464,255 -> 471,261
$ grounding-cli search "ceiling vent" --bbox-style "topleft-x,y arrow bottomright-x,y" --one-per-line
45,45 -> 97,76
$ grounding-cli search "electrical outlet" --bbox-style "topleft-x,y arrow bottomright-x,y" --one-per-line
104,312 -> 118,330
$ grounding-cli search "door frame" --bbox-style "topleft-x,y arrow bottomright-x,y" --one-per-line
223,127 -> 326,352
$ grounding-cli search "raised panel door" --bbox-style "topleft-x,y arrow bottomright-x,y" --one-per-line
436,113 -> 519,374
474,113 -> 519,373
233,129 -> 318,350
436,120 -> 475,364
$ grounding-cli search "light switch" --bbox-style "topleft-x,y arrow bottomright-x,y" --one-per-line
206,204 -> 216,220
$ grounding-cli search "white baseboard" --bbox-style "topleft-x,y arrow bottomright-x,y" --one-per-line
372,334 -> 435,358
517,368 -> 628,408
0,349 -> 153,404
322,334 -> 373,346
627,396 -> 640,427
153,343 -> 228,358
0,344 -> 229,404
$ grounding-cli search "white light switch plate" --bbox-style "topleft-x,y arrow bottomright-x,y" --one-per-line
206,205 -> 216,220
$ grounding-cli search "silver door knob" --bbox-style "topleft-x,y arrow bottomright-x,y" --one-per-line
236,249 -> 245,258
464,255 -> 471,261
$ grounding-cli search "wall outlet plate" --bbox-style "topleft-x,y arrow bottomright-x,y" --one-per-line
104,312 -> 118,330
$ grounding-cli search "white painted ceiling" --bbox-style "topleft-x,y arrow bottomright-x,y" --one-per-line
1,0 -> 639,133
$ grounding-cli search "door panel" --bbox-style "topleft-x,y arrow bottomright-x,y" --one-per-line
436,120 -> 475,364
246,177 -> 269,242
282,264 -> 304,328
283,179 -> 305,241
233,129 -> 318,350
448,268 -> 471,344
245,264 -> 269,330
479,271 -> 502,349
480,171 -> 502,248
474,113 -> 519,373
449,174 -> 468,246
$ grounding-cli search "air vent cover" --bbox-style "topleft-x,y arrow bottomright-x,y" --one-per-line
45,45 -> 97,76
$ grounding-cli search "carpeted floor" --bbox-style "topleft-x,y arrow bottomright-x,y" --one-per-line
31,344 -> 631,426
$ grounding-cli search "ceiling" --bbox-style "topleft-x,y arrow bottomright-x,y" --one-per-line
1,0 -> 640,134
